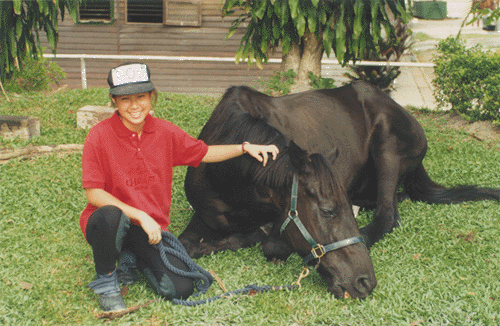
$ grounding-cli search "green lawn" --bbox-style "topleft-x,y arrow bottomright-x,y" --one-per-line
1,89 -> 500,325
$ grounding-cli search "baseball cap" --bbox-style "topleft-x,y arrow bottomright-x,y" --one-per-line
107,62 -> 155,96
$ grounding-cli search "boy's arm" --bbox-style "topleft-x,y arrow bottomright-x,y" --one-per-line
201,143 -> 279,166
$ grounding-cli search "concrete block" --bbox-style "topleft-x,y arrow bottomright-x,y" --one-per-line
77,105 -> 115,129
0,115 -> 40,141
77,105 -> 156,129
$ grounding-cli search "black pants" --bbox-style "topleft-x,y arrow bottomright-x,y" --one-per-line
85,205 -> 195,299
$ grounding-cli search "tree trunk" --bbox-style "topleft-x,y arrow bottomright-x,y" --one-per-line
280,42 -> 301,76
297,29 -> 324,81
281,30 -> 325,94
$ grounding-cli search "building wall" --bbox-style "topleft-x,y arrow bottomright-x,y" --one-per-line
42,0 -> 282,95
445,0 -> 473,18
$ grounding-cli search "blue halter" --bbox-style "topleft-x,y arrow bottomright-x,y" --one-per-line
280,175 -> 364,264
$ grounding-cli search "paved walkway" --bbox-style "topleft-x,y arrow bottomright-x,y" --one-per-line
390,17 -> 499,109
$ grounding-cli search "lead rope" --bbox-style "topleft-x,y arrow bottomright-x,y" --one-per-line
155,231 -> 299,307
96,232 -> 309,320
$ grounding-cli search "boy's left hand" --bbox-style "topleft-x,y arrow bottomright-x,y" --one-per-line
245,144 -> 279,167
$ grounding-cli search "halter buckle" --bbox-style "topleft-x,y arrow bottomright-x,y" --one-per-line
311,244 -> 326,259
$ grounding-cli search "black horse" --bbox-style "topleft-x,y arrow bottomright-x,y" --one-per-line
179,81 -> 499,299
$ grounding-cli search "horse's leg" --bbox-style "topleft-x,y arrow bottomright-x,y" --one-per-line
178,210 -> 226,258
261,223 -> 293,262
359,151 -> 403,249
179,210 -> 271,259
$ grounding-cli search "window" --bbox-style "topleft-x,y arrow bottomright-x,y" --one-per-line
127,0 -> 163,23
164,0 -> 201,27
125,0 -> 201,26
79,0 -> 113,23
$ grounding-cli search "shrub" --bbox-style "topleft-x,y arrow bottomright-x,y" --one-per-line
4,56 -> 66,93
433,37 -> 500,124
344,18 -> 413,94
261,69 -> 297,95
308,72 -> 336,90
262,69 -> 336,96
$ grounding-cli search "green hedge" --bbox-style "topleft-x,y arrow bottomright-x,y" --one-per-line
432,37 -> 500,124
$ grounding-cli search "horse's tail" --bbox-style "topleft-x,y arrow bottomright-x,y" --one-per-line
403,163 -> 500,204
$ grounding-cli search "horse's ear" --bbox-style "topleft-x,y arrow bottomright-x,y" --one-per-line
326,147 -> 339,164
288,141 -> 312,174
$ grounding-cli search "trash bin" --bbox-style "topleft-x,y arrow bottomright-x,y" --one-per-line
483,18 -> 500,31
414,1 -> 447,20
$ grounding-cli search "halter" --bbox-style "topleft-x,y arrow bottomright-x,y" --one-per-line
280,175 -> 364,264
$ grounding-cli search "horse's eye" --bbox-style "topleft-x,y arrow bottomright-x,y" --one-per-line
320,208 -> 336,218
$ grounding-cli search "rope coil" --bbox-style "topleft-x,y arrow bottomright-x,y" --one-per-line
155,231 -> 298,306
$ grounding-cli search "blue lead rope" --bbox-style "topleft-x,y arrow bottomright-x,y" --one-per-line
155,231 -> 296,306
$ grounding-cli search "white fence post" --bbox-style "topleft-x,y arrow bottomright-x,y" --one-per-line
80,58 -> 87,90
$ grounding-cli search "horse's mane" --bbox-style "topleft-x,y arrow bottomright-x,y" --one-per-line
200,86 -> 340,197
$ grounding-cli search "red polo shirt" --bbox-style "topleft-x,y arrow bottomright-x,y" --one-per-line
79,111 -> 208,238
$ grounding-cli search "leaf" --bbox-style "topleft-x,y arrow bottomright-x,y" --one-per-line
8,29 -> 17,58
20,281 -> 33,290
241,40 -> 251,60
232,44 -> 243,63
351,1 -> 363,57
226,15 -> 246,39
359,34 -> 366,59
296,14 -> 306,37
335,8 -> 346,64
371,0 -> 380,45
282,33 -> 291,55
49,1 -> 59,30
226,26 -> 238,39
280,1 -> 289,27
16,15 -> 23,39
323,28 -> 333,57
37,0 -> 48,15
274,0 -> 281,17
262,15 -> 272,39
307,10 -> 317,34
120,286 -> 129,297
266,2 -> 274,18
222,0 -> 239,12
255,57 -> 264,70
63,0 -> 79,23
289,0 -> 299,19
272,21 -> 281,39
44,22 -> 57,51
261,38 -> 268,53
319,6 -> 327,25
396,1 -> 411,23
13,0 -> 22,15
254,0 -> 267,20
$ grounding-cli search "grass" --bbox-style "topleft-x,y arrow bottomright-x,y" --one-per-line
413,32 -> 437,43
1,89 -> 500,325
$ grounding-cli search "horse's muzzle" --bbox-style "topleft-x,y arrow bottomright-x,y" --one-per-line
329,274 -> 377,299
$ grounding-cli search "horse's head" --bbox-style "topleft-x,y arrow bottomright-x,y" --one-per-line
281,141 -> 376,299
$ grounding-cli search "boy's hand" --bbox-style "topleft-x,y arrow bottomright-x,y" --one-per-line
244,143 -> 279,167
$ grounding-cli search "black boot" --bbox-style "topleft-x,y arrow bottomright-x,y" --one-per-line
117,250 -> 138,285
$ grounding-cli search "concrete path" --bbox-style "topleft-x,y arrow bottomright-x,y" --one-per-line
391,17 -> 499,109
321,16 -> 499,110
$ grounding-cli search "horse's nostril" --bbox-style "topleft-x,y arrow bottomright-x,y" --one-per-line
355,275 -> 373,295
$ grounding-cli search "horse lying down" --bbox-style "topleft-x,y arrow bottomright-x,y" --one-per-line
179,81 -> 499,299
